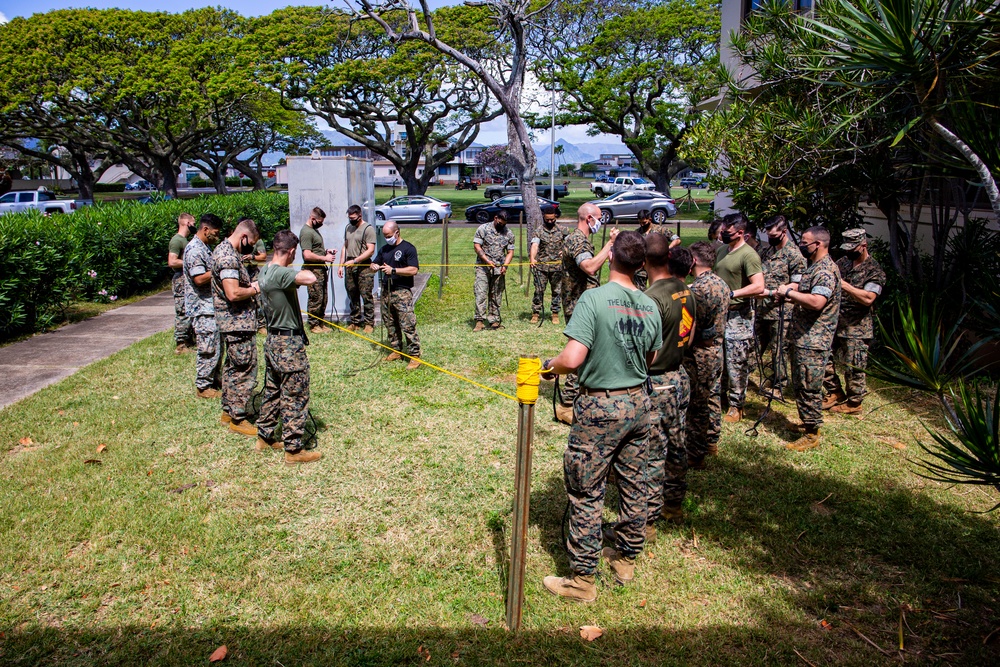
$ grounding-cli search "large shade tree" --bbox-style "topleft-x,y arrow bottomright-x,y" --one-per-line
254,5 -> 502,195
533,0 -> 721,193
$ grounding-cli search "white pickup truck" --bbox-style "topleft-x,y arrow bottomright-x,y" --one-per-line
0,189 -> 92,215
589,176 -> 656,198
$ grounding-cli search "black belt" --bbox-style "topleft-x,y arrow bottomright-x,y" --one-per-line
581,384 -> 644,397
268,328 -> 302,336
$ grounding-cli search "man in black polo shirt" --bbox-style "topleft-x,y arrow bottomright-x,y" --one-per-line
372,220 -> 421,371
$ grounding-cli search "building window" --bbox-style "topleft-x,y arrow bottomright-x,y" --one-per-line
439,166 -> 451,176
746,0 -> 811,13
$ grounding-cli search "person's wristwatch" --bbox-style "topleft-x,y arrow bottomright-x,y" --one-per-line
542,358 -> 553,372
730,290 -> 736,299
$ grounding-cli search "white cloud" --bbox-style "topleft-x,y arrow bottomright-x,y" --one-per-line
0,12 -> 8,24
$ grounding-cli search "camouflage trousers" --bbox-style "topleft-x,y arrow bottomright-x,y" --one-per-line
383,287 -> 420,356
647,368 -> 691,517
247,266 -> 265,330
792,346 -> 832,428
723,307 -> 754,409
684,343 -> 724,459
257,333 -> 310,453
172,273 -> 193,345
221,332 -> 258,421
473,266 -> 505,325
531,267 -> 563,315
306,267 -> 328,328
559,282 -> 588,406
564,390 -> 651,575
823,337 -> 869,405
345,264 -> 376,327
192,315 -> 221,391
755,318 -> 792,391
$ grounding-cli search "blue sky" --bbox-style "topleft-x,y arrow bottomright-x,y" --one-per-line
0,1 -> 621,148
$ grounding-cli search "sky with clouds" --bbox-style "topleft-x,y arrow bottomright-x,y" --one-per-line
0,1 -> 622,147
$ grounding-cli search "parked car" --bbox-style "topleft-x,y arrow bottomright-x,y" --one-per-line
483,178 -> 569,201
0,189 -> 92,216
679,176 -> 709,189
375,195 -> 451,224
589,176 -> 656,197
124,179 -> 155,191
455,178 -> 478,190
465,194 -> 560,223
588,190 -> 677,225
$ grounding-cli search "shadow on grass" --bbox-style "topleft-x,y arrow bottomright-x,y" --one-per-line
524,440 -> 1000,662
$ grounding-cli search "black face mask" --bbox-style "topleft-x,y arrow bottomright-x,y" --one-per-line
239,240 -> 255,255
768,235 -> 782,246
845,249 -> 861,261
720,231 -> 734,244
798,244 -> 814,258
544,219 -> 556,227
495,222 -> 507,232
313,220 -> 323,229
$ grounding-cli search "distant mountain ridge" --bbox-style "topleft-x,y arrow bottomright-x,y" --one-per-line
533,138 -> 631,165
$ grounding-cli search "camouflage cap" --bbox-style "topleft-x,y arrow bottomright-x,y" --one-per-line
840,228 -> 868,250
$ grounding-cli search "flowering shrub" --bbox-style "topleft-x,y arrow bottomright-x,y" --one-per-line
0,191 -> 289,339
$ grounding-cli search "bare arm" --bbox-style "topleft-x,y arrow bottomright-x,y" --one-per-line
167,252 -> 183,270
529,241 -> 539,265
356,242 -> 376,264
579,229 -> 618,276
222,278 -> 258,302
474,242 -> 495,267
193,272 -> 212,286
303,248 -> 335,263
778,286 -> 827,311
841,280 -> 877,306
733,272 -> 765,298
295,270 -> 317,286
541,339 -> 590,375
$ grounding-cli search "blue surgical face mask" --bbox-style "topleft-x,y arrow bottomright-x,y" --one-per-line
386,234 -> 399,246
588,219 -> 602,235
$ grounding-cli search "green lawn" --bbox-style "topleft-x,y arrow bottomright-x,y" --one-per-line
2,227 -> 998,665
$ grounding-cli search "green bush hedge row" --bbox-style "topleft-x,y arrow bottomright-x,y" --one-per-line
0,191 -> 289,339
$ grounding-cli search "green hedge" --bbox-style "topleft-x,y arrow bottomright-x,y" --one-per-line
0,191 -> 289,339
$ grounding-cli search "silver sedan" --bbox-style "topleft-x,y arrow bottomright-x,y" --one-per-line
375,195 -> 452,224
589,191 -> 677,225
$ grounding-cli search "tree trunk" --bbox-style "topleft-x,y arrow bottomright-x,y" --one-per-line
231,157 -> 267,190
212,167 -> 228,195
928,117 -> 1000,222
157,159 -> 180,198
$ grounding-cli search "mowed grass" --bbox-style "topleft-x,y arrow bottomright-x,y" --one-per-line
2,227 -> 999,665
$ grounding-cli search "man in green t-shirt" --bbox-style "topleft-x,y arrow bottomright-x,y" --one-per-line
713,212 -> 764,423
337,204 -> 377,333
644,239 -> 697,532
298,207 -> 337,333
538,230 -> 662,602
166,213 -> 195,354
256,229 -> 322,465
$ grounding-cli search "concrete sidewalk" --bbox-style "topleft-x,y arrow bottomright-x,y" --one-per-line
0,290 -> 176,410
0,273 -> 432,411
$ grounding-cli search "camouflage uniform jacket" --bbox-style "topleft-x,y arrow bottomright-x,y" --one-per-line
211,239 -> 257,333
473,222 -> 515,266
835,256 -> 885,339
531,223 -> 569,268
757,243 -> 806,321
790,255 -> 841,350
688,270 -> 730,348
563,229 -> 599,291
183,236 -> 214,318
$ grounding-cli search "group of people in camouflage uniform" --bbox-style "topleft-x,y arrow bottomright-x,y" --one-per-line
533,204 -> 884,601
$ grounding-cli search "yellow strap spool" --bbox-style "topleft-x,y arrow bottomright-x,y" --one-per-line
515,357 -> 541,405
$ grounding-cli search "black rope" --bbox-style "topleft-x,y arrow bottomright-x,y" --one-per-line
746,298 -> 786,438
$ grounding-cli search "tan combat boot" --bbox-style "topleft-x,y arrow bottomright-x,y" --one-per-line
822,391 -> 846,409
601,547 -> 635,585
255,437 -> 283,452
542,573 -> 597,602
196,387 -> 220,399
473,321 -> 485,332
175,343 -> 189,355
723,407 -> 743,423
552,314 -> 560,325
363,324 -> 374,334
660,501 -> 684,525
228,419 -> 257,438
406,356 -> 421,371
384,351 -> 402,362
530,314 -> 540,324
554,403 -> 574,425
220,412 -> 232,425
831,402 -> 863,415
285,449 -> 322,465
346,323 -> 358,332
787,428 -> 821,452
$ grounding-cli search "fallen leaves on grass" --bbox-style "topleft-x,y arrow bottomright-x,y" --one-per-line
209,645 -> 227,662
638,599 -> 647,608
96,444 -> 107,453
83,459 -> 102,465
417,645 -> 431,661
19,437 -> 32,446
580,626 -> 603,641
168,483 -> 198,494
468,613 -> 489,627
